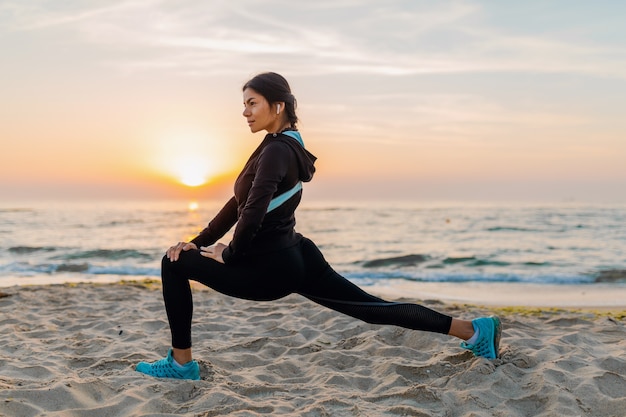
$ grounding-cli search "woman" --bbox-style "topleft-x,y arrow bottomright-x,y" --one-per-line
136,72 -> 501,380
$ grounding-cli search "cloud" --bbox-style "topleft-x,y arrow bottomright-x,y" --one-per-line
0,0 -> 160,30
2,0 -> 625,79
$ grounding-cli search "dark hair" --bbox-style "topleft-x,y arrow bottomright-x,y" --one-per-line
243,72 -> 298,130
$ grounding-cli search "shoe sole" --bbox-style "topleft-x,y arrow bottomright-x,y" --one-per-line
491,316 -> 502,359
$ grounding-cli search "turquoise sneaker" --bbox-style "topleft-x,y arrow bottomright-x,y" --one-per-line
460,316 -> 501,359
136,349 -> 200,380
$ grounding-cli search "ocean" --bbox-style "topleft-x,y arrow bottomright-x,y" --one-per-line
1,199 -> 625,288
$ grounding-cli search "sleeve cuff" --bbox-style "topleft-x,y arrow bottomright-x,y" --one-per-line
221,245 -> 235,265
190,236 -> 206,247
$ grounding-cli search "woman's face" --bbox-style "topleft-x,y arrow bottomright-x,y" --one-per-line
242,88 -> 283,133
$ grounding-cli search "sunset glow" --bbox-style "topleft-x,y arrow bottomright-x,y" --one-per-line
1,1 -> 625,201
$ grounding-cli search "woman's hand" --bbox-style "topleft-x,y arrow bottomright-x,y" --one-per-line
166,241 -> 198,262
200,243 -> 227,264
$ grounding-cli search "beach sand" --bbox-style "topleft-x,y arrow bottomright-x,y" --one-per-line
1,280 -> 625,417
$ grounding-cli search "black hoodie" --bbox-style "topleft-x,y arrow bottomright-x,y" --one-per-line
191,132 -> 317,264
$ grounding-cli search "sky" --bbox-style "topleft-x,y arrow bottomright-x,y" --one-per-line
2,0 -> 625,202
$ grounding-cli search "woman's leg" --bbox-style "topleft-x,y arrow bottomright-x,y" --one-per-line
161,254 -> 195,351
294,238 -> 502,359
296,238 -> 455,335
161,249 -> 296,351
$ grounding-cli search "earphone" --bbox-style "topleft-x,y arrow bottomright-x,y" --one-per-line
277,104 -> 281,114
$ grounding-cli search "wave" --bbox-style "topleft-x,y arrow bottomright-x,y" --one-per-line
442,256 -> 478,265
87,265 -> 160,276
51,249 -> 153,261
0,261 -> 160,277
486,227 -> 542,232
57,263 -> 89,272
8,247 -> 154,263
362,254 -> 429,268
8,246 -> 56,254
524,261 -> 550,267
594,269 -> 626,283
362,254 -> 518,269
344,271 -> 597,285
442,256 -> 512,267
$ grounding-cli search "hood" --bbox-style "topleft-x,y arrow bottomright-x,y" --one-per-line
276,131 -> 317,182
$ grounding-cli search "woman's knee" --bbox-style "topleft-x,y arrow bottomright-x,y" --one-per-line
161,253 -> 187,283
161,251 -> 194,271
161,254 -> 176,273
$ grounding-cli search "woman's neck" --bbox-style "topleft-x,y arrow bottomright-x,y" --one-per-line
268,123 -> 293,134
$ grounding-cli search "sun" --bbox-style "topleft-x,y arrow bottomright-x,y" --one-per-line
180,173 -> 205,187
175,155 -> 211,187
149,127 -> 236,189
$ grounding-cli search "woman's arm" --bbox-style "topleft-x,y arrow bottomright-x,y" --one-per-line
222,142 -> 291,264
190,196 -> 239,248
167,198 -> 237,263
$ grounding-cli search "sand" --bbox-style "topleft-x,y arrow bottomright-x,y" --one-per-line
1,281 -> 625,417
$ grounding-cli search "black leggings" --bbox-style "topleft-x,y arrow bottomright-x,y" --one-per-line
161,237 -> 452,349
